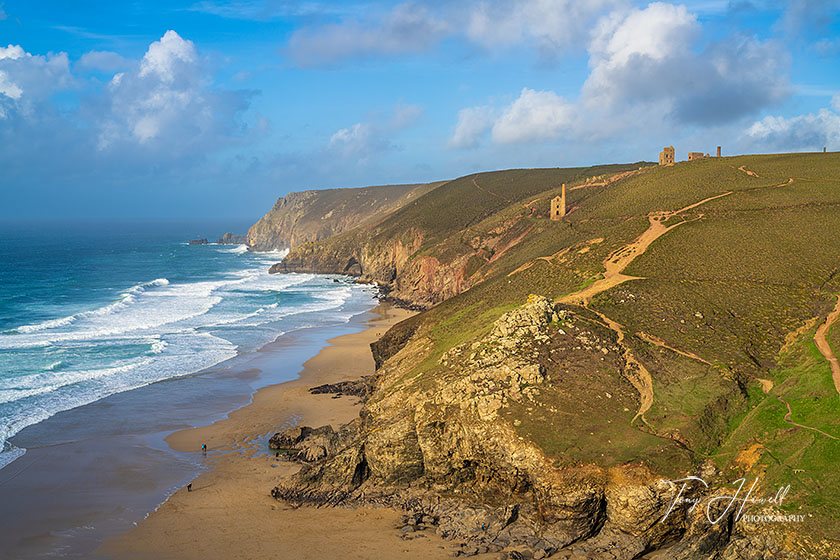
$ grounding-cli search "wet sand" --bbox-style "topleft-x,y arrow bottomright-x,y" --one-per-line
101,305 -> 456,560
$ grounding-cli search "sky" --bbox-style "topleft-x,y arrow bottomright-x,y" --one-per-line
0,0 -> 838,222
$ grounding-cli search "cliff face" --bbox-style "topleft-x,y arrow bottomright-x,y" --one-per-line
275,165 -> 647,308
274,227 -> 474,308
246,182 -> 443,251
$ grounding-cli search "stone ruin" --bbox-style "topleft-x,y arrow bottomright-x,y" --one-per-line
550,184 -> 566,221
658,146 -> 675,166
660,145 -> 723,164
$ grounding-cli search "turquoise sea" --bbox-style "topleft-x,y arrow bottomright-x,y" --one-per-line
0,220 -> 376,470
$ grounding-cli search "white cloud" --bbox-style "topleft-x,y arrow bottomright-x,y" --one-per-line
0,45 -> 73,117
139,30 -> 198,82
0,69 -> 22,100
448,106 -> 494,149
330,122 -> 376,155
492,88 -> 575,144
0,45 -> 25,60
91,30 -> 253,150
745,108 -> 840,151
833,93 -> 840,113
582,2 -> 789,126
328,103 -> 424,159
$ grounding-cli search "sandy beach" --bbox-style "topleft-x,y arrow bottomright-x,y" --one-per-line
101,304 -> 456,560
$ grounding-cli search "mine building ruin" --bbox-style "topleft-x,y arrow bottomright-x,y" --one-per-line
659,146 -> 675,166
550,184 -> 566,220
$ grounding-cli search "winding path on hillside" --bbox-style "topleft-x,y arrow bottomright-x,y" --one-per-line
775,394 -> 840,440
814,295 -> 840,402
552,191 -> 734,425
593,311 -> 654,423
558,191 -> 732,307
635,332 -> 711,365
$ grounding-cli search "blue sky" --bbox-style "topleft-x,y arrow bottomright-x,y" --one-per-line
0,1 -> 838,222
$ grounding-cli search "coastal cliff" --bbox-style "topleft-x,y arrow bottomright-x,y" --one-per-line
274,165 -> 647,308
264,153 -> 840,558
246,182 -> 443,251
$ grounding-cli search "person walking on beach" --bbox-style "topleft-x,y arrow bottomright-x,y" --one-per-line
187,483 -> 192,492
201,443 -> 207,456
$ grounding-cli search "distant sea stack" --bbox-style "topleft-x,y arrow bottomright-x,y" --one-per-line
216,233 -> 248,245
188,238 -> 209,245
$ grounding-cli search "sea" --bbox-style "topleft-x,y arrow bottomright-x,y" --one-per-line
0,220 -> 377,472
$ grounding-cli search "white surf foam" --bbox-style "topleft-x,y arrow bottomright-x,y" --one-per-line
220,244 -> 249,255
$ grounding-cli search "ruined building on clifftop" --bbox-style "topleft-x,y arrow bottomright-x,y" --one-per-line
659,146 -> 675,165
550,184 -> 566,220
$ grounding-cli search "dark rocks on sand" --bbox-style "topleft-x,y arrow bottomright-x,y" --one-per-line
308,380 -> 367,398
268,425 -> 338,463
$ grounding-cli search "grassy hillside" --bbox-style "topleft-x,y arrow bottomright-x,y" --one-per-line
273,152 -> 840,551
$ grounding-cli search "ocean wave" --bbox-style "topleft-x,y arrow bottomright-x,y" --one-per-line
0,358 -> 157,404
46,361 -> 63,371
12,278 -> 170,334
0,442 -> 26,470
251,248 -> 289,265
0,332 -> 238,468
150,339 -> 168,354
220,244 -> 249,255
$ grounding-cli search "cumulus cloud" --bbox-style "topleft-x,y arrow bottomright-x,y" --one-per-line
448,106 -> 494,149
745,108 -> 840,151
0,45 -> 73,117
492,88 -> 575,144
94,30 -> 251,150
139,30 -> 198,82
328,103 -> 424,159
582,2 -> 790,125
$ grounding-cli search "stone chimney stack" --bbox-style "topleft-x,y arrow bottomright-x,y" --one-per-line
717,146 -> 721,158
550,184 -> 566,220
